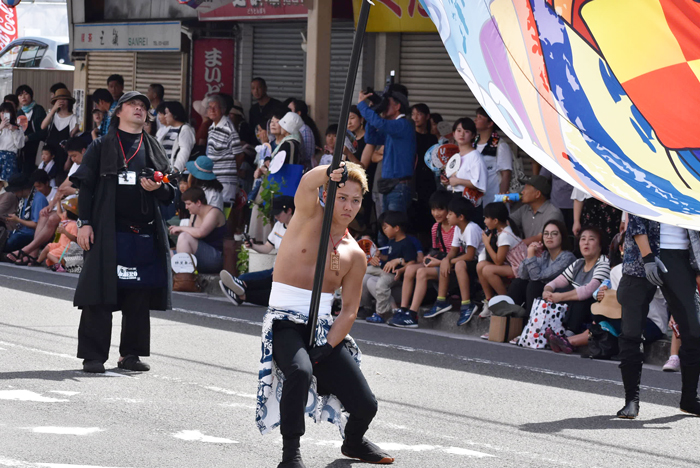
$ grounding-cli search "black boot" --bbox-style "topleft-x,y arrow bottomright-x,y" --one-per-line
341,437 -> 394,464
617,362 -> 642,419
680,365 -> 700,416
277,437 -> 306,468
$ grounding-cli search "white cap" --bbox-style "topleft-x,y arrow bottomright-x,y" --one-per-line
279,112 -> 304,135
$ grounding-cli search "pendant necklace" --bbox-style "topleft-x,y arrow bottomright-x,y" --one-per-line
329,229 -> 348,271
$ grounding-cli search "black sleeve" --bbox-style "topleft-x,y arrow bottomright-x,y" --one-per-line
71,139 -> 102,221
153,181 -> 174,203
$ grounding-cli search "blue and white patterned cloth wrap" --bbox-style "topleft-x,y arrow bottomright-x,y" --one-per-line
255,307 -> 361,437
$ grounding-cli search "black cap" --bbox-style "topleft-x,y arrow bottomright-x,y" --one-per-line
117,91 -> 151,110
5,173 -> 32,193
271,195 -> 295,216
519,175 -> 551,197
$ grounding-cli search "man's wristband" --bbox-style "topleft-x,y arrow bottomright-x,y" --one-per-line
642,253 -> 655,264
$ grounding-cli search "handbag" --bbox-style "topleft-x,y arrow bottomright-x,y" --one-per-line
377,178 -> 400,195
587,322 -> 619,360
60,241 -> 84,274
172,252 -> 200,292
427,224 -> 449,260
518,298 -> 567,348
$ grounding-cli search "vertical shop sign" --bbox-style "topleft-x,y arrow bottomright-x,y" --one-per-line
191,38 -> 234,126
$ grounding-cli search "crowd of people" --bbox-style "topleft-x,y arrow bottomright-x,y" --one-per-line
0,73 -> 688,379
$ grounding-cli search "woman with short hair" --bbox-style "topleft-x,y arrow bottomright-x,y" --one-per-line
162,101 -> 196,172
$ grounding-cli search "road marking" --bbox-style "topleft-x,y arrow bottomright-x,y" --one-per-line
0,457 -> 133,468
49,391 -> 80,396
0,390 -> 68,403
306,439 -> 494,458
204,386 -> 257,399
172,430 -> 237,444
0,274 -> 76,291
29,427 -> 103,436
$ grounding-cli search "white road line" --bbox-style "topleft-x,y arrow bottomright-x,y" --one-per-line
172,430 -> 237,444
0,458 -> 133,468
29,427 -> 103,436
49,391 -> 80,396
0,390 -> 68,403
0,274 -> 76,291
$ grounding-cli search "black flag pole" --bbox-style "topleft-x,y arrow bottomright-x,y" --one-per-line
307,0 -> 372,347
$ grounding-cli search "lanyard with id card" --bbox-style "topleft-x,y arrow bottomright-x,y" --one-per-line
117,132 -> 144,186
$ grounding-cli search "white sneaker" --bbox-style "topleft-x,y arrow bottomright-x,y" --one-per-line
479,300 -> 491,318
663,355 -> 680,372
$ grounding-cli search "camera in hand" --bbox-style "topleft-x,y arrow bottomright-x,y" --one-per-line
365,71 -> 409,115
139,167 -> 180,184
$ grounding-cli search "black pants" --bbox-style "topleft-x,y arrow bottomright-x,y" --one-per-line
77,288 -> 152,363
563,297 -> 597,334
618,250 -> 700,368
272,321 -> 377,443
239,270 -> 273,306
507,278 -> 546,314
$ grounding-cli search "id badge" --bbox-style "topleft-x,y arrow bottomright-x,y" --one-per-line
118,171 -> 136,186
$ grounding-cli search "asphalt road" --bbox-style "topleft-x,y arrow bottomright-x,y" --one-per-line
0,263 -> 698,468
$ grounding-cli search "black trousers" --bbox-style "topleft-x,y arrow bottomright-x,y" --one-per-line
77,288 -> 152,363
507,278 -> 546,315
563,297 -> 597,334
618,250 -> 700,368
272,321 -> 377,443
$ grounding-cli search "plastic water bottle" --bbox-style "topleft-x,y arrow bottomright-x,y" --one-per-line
493,193 -> 521,203
600,279 -> 612,289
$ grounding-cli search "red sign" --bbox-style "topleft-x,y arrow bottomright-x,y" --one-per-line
199,0 -> 308,21
0,3 -> 18,50
191,38 -> 235,127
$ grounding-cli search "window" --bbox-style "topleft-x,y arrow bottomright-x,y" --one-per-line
56,44 -> 72,66
17,44 -> 48,68
0,44 -> 22,68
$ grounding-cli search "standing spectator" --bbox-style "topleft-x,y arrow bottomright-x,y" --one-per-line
411,103 -> 438,246
49,82 -> 68,98
0,102 -> 24,181
107,74 -> 124,102
91,89 -> 116,139
4,94 -> 18,111
16,85 -> 46,175
2,173 -> 48,256
40,88 -> 79,173
348,105 -> 373,234
357,86 -> 415,214
206,94 -> 244,205
249,77 -> 282,133
169,187 -> 226,273
440,118 -> 487,220
147,84 -> 165,131
474,107 -> 513,206
228,99 -> 258,147
162,101 -> 195,172
429,113 -> 443,139
288,98 -> 320,169
270,110 -> 303,165
509,175 -> 565,245
540,167 -> 574,234
71,91 -> 174,374
571,187 -> 622,252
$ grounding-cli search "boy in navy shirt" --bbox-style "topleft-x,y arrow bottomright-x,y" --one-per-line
363,211 -> 417,324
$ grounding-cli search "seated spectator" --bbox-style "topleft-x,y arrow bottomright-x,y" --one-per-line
440,118 -> 487,220
37,195 -> 78,268
2,173 -> 49,257
541,226 -> 610,349
507,219 -> 576,314
168,187 -> 226,273
363,211 -> 418,325
476,202 -> 521,307
424,196 -> 484,326
0,178 -> 18,228
0,101 -> 24,181
186,156 -> 224,211
4,170 -> 56,264
219,195 -> 294,307
393,191 -> 455,327
37,145 -> 59,186
509,175 -> 565,245
288,98 -> 320,169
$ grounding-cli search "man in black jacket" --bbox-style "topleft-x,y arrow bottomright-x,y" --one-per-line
16,85 -> 47,175
71,91 -> 174,374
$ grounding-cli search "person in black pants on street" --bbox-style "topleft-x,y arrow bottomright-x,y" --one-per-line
617,215 -> 700,418
71,91 -> 174,374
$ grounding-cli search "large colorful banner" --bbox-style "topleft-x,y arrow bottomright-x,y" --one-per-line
199,0 -> 307,21
0,3 -> 18,50
421,0 -> 700,229
191,38 -> 234,127
353,0 -> 436,32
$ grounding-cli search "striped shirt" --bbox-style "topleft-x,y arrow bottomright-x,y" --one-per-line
207,116 -> 242,202
161,126 -> 180,163
299,124 -> 315,168
546,255 -> 610,301
430,222 -> 455,253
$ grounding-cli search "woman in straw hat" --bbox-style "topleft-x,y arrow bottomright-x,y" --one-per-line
41,87 -> 79,174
